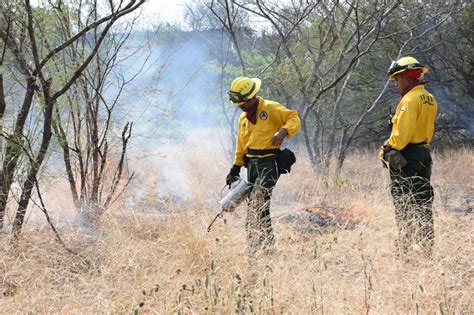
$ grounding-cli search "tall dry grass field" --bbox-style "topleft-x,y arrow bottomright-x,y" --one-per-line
0,146 -> 472,313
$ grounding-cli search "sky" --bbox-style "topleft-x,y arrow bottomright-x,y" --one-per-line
137,0 -> 188,27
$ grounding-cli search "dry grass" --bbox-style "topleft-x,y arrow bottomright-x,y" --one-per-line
0,146 -> 472,313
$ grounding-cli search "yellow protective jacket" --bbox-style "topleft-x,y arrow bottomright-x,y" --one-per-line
388,85 -> 438,150
234,97 -> 301,166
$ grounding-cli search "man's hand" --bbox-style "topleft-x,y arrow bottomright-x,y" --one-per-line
379,147 -> 388,168
271,128 -> 288,146
379,143 -> 391,168
225,174 -> 238,186
225,165 -> 241,187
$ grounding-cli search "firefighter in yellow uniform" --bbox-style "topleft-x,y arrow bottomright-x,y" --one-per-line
380,57 -> 438,257
226,77 -> 301,255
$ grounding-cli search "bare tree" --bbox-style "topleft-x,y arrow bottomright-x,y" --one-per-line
0,0 -> 145,235
49,4 -> 151,226
212,0 -> 463,177
237,0 -> 403,172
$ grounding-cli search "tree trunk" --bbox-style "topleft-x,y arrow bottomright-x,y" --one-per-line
13,93 -> 54,236
0,77 -> 35,228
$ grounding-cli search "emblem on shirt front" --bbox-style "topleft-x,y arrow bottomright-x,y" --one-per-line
400,106 -> 406,111
259,111 -> 268,120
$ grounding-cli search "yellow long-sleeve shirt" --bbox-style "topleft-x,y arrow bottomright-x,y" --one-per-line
388,85 -> 438,150
234,97 -> 301,166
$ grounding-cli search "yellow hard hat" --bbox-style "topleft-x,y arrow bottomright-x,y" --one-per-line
228,77 -> 261,105
388,56 -> 429,79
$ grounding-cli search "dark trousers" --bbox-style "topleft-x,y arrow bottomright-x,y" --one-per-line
389,146 -> 434,256
246,157 -> 279,255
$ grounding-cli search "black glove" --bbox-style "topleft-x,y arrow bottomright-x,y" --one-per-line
380,143 -> 391,160
379,140 -> 391,168
225,164 -> 241,187
379,145 -> 391,168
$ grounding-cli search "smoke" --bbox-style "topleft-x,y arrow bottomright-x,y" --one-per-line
114,28 -> 234,207
117,29 -> 228,138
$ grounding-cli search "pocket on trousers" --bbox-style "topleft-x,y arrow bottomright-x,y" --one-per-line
386,150 -> 407,171
402,159 -> 422,176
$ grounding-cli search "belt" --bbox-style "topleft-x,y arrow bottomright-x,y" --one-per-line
247,148 -> 280,156
408,141 -> 429,148
248,155 -> 277,164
